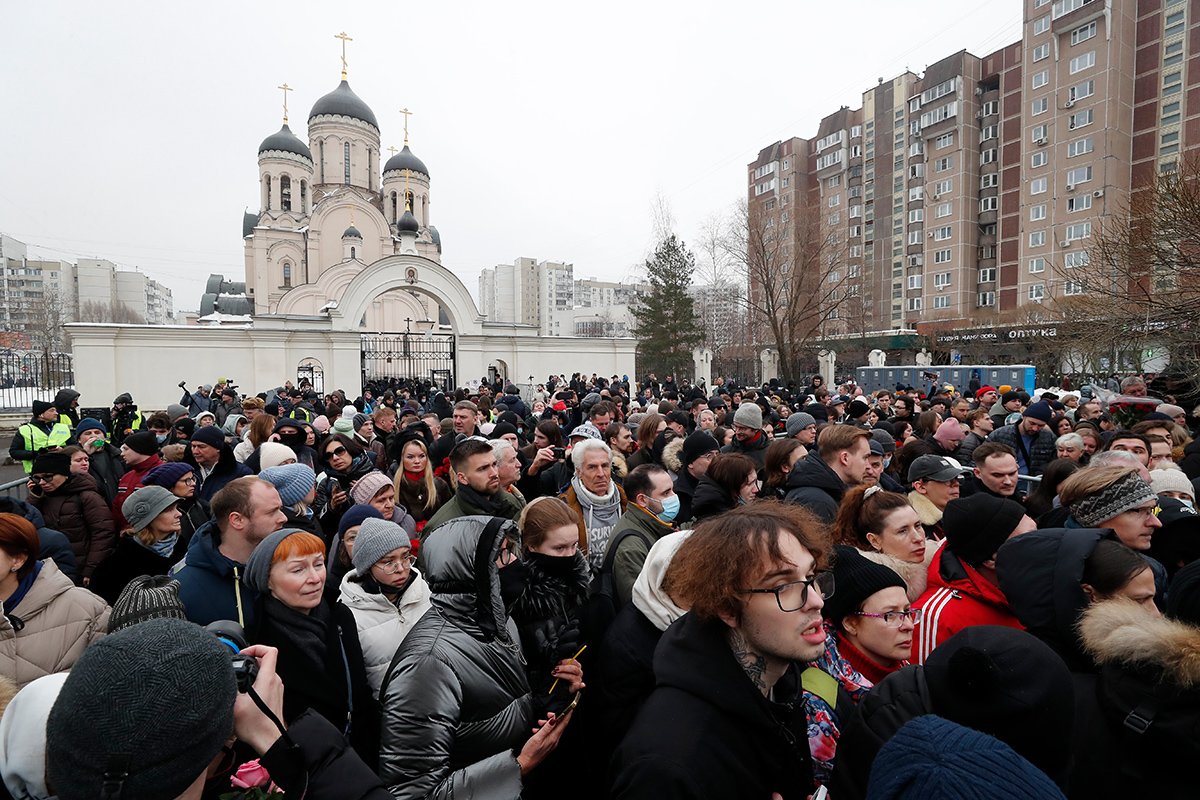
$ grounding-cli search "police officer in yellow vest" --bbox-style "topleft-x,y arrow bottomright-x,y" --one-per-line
9,400 -> 73,474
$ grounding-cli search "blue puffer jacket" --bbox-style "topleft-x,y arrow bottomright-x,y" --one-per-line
169,520 -> 259,628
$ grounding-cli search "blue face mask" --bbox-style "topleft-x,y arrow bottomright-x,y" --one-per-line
156,433 -> 168,444
654,494 -> 680,523
882,456 -> 893,469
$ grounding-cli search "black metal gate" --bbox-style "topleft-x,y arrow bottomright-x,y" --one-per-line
361,332 -> 455,392
297,363 -> 325,395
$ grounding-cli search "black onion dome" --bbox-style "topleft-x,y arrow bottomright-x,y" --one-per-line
257,124 -> 313,160
396,210 -> 420,234
342,225 -> 362,239
429,225 -> 442,248
383,144 -> 430,178
308,80 -> 379,130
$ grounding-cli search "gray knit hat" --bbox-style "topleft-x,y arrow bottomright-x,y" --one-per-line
123,485 -> 180,533
786,411 -> 817,437
242,528 -> 308,593
733,403 -> 763,430
1151,467 -> 1195,500
108,575 -> 188,633
1070,470 -> 1158,527
351,517 -> 412,574
166,403 -> 188,420
46,618 -> 236,800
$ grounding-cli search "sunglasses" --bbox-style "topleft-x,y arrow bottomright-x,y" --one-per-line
30,474 -> 57,484
323,445 -> 348,461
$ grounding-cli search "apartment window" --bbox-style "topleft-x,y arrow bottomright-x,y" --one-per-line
931,295 -> 948,309
908,231 -> 923,245
936,202 -> 953,218
981,124 -> 998,141
1071,21 -> 1097,44
908,275 -> 923,289
828,193 -> 841,207
850,125 -> 862,138
1031,177 -> 1048,194
1067,194 -> 1093,212
1033,43 -> 1050,61
1034,15 -> 1051,34
908,141 -> 923,157
1030,257 -> 1047,274
1163,130 -> 1180,146
980,196 -> 998,212
980,148 -> 997,165
1053,0 -> 1094,18
1031,151 -> 1048,168
908,297 -> 924,311
1166,9 -> 1186,36
1030,230 -> 1046,247
978,291 -> 997,307
909,187 -> 925,201
1029,284 -> 1046,301
979,268 -> 997,282
848,244 -> 863,258
980,173 -> 999,189
909,209 -> 925,223
1068,108 -> 1094,129
1065,221 -> 1092,240
1164,70 -> 1183,96
1030,204 -> 1047,221
935,248 -> 953,263
1032,97 -> 1049,115
981,101 -> 998,116
935,156 -> 953,172
909,163 -> 926,179
981,245 -> 996,259
1035,0 -> 1050,5
851,144 -> 863,158
1064,280 -> 1085,296
1064,251 -> 1090,268
1070,79 -> 1095,101
1066,165 -> 1093,186
934,226 -> 953,241
827,212 -> 841,225
826,175 -> 842,188
1069,51 -> 1096,74
1032,70 -> 1049,89
934,179 -> 953,195
1163,100 -> 1182,126
849,204 -> 863,218
934,272 -> 952,289
1067,136 -> 1094,157
935,132 -> 955,149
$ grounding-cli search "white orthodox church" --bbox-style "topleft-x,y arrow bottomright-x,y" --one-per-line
245,77 -> 445,330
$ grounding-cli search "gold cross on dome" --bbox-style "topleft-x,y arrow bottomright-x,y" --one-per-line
335,32 -> 353,79
399,107 -> 412,144
388,146 -> 398,157
277,82 -> 292,123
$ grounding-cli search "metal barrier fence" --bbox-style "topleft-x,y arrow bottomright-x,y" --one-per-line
0,477 -> 27,501
0,352 -> 74,411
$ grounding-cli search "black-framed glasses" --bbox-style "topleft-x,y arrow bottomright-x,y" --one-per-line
741,572 -> 835,612
30,474 -> 56,484
323,445 -> 348,461
851,608 -> 923,627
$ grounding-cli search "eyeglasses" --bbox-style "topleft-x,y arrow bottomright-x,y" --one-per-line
374,554 -> 416,573
178,475 -> 197,485
30,474 -> 56,484
323,445 -> 348,461
851,608 -> 923,627
741,572 -> 835,612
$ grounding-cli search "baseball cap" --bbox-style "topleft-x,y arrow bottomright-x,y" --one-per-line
908,454 -> 969,483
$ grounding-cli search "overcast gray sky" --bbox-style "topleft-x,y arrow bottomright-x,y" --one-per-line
1,2 -> 1022,312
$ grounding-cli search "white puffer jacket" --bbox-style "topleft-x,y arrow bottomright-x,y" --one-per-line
338,567 -> 431,697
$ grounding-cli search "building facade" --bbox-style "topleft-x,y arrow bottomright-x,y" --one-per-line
747,0 -> 1194,339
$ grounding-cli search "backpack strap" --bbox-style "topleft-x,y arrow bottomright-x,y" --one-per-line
598,528 -> 652,575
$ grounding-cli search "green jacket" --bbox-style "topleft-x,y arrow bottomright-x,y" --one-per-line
422,488 -> 523,542
611,504 -> 675,607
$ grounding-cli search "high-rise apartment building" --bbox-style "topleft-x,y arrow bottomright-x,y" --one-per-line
748,0 -> 1193,338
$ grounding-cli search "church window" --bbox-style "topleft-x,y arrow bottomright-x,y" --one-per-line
300,180 -> 308,212
350,247 -> 356,259
391,192 -> 398,221
282,262 -> 292,288
319,141 -> 325,183
264,176 -> 272,210
280,175 -> 292,212
344,142 -> 351,184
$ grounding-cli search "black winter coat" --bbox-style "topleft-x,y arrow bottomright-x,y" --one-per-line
690,474 -> 738,522
609,613 -> 814,800
590,603 -> 663,776
89,535 -> 174,605
783,452 -> 847,523
258,711 -> 391,799
720,431 -> 770,474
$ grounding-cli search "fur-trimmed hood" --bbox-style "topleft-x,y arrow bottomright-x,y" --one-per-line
661,437 -> 686,474
611,451 -> 629,480
907,490 -> 944,526
1079,598 -> 1200,687
860,539 -> 942,603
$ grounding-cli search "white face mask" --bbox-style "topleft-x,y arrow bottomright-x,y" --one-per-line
882,456 -> 893,469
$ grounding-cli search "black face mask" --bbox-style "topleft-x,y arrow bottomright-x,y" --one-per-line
524,550 -> 578,578
277,430 -> 305,450
497,559 -> 530,610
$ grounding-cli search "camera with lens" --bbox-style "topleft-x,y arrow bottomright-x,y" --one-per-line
205,620 -> 258,692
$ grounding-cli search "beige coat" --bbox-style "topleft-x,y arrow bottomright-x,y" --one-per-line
0,560 -> 109,689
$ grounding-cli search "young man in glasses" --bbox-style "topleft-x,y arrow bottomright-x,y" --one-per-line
609,503 -> 832,799
911,492 -> 1035,664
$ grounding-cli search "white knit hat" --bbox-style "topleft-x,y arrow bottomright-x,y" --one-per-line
1151,466 -> 1195,501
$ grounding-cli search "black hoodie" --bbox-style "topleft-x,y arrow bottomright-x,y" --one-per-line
783,452 -> 847,523
609,613 -> 814,800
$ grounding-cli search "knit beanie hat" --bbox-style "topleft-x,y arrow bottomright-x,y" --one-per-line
870,428 -> 897,454
867,715 -> 1066,800
46,618 -> 237,800
257,441 -> 298,471
122,430 -> 159,456
108,575 -> 188,633
242,528 -> 307,593
31,399 -> 54,417
933,418 -> 966,447
733,403 -> 763,430
190,425 -> 225,449
1022,401 -> 1054,423
923,626 -> 1074,785
74,417 -> 107,437
123,486 -> 180,533
1069,470 -> 1157,527
786,411 -> 817,437
259,464 -> 316,507
1150,467 -> 1195,500
31,451 -> 71,476
490,421 -> 518,440
822,545 -> 906,624
1166,559 -> 1200,626
847,399 -> 871,420
333,405 -> 357,434
351,517 -> 412,574
166,403 -> 189,420
353,412 -> 369,432
312,414 -> 331,435
350,471 -> 392,505
143,461 -> 196,489
942,494 -> 1028,567
681,430 -> 721,466
1000,390 -> 1022,405
339,503 -> 384,538
569,422 -> 603,441
976,385 -> 997,399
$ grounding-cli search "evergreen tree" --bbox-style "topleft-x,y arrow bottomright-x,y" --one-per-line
632,234 -> 703,380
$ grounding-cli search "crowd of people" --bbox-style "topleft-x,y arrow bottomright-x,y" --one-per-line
1,369 -> 1198,799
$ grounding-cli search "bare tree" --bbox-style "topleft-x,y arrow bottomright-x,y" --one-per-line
78,298 -> 146,324
25,290 -> 69,354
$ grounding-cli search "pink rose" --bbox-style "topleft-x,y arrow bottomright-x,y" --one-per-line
231,759 -> 272,789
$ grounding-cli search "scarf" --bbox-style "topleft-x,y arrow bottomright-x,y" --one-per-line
403,470 -> 425,483
836,632 -> 906,687
149,532 -> 179,558
455,482 -> 510,516
570,475 -> 618,507
262,595 -> 334,677
3,561 -> 42,616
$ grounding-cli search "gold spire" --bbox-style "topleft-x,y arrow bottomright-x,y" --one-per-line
404,169 -> 412,211
277,82 -> 292,124
334,32 -> 353,79
399,107 -> 413,145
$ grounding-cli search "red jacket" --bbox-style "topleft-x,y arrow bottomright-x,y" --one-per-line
911,545 -> 1022,664
111,454 -> 163,530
